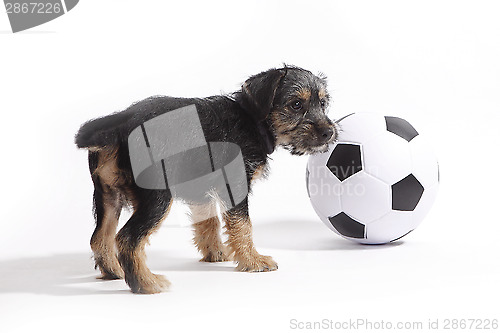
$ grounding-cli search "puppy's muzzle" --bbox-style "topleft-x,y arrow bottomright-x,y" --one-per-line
317,126 -> 334,143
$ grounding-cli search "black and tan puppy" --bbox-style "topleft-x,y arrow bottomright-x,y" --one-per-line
75,66 -> 337,294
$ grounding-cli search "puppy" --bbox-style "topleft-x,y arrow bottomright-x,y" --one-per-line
75,65 -> 337,294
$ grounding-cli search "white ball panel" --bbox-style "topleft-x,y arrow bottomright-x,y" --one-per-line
307,165 -> 342,218
336,113 -> 387,144
409,135 -> 439,189
362,131 -> 412,185
340,172 -> 391,223
366,211 -> 414,244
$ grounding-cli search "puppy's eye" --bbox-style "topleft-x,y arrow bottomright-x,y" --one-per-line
291,100 -> 303,111
320,99 -> 327,108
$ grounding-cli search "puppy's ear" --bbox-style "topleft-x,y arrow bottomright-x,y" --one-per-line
238,68 -> 287,122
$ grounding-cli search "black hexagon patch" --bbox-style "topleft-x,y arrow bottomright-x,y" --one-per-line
391,174 -> 424,211
385,116 -> 419,142
328,212 -> 365,239
327,143 -> 362,181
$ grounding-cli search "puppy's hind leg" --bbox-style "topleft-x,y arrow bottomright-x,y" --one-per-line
116,190 -> 172,294
189,203 -> 230,262
89,151 -> 124,280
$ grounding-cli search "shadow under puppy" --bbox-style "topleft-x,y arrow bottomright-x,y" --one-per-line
75,65 -> 337,294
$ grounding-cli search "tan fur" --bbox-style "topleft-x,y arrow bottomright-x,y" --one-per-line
318,88 -> 327,100
117,237 -> 171,294
190,203 -> 230,262
90,196 -> 124,279
90,148 -> 125,279
94,148 -> 123,187
223,212 -> 277,272
94,148 -> 137,207
116,200 -> 173,294
297,88 -> 311,100
251,164 -> 266,182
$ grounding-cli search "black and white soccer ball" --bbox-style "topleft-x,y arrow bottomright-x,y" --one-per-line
306,113 -> 439,244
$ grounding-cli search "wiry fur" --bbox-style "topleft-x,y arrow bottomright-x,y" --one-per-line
76,65 -> 336,293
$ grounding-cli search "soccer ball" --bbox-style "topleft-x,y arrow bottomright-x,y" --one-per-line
306,113 -> 439,244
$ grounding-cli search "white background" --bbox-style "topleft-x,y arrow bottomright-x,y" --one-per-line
1,1 -> 499,332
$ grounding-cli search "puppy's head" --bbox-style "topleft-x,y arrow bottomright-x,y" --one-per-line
238,66 -> 337,155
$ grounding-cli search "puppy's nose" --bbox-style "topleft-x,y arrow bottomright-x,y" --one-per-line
319,127 -> 334,142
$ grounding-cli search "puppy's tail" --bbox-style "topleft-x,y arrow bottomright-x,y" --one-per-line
75,111 -> 132,149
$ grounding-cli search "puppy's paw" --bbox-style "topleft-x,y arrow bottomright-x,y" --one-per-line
131,274 -> 171,294
200,249 -> 232,263
98,271 -> 124,280
95,256 -> 125,280
236,254 -> 278,272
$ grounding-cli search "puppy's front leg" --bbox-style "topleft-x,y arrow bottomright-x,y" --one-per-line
223,199 -> 277,272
